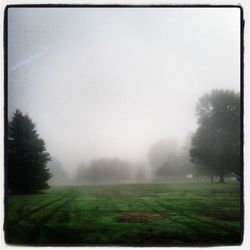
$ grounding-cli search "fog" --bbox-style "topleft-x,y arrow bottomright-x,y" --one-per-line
8,7 -> 240,183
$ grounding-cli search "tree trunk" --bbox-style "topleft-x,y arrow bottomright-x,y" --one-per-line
219,174 -> 225,183
210,175 -> 214,183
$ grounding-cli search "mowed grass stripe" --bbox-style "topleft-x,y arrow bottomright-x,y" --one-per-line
29,197 -> 76,243
6,183 -> 241,246
6,189 -> 81,244
8,196 -> 69,224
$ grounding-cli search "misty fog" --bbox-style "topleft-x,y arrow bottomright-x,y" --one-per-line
8,7 -> 240,185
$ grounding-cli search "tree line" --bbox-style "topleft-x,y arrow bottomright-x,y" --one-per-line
6,89 -> 241,193
75,159 -> 149,184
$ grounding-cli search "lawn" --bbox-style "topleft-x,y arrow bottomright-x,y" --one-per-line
5,182 -> 242,246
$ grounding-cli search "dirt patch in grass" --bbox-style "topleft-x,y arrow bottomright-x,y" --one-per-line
198,211 -> 240,221
119,212 -> 168,223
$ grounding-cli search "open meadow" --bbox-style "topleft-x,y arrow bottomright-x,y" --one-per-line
6,182 -> 242,246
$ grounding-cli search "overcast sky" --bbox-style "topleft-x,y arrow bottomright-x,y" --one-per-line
8,7 -> 240,173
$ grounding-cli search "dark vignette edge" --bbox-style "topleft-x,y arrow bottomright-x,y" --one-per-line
3,3 -> 245,247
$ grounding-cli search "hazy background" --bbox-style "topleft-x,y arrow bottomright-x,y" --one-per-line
8,7 -> 240,176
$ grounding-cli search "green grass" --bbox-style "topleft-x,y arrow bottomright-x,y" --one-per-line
5,182 -> 242,246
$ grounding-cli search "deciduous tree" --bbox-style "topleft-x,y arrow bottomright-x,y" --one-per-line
190,90 -> 240,183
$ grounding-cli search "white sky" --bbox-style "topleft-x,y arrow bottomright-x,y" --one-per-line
8,7 -> 241,173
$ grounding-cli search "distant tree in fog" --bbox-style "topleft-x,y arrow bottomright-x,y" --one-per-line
76,162 -> 86,183
148,139 -> 191,180
190,89 -> 241,183
76,158 -> 132,184
7,109 -> 51,193
47,158 -> 70,185
133,162 -> 149,182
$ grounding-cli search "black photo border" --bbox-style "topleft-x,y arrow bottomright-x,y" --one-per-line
3,4 -> 245,247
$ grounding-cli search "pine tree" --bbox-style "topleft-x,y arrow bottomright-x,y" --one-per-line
7,109 -> 51,193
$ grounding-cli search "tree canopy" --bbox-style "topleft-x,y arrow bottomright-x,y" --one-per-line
76,158 -> 132,184
7,109 -> 51,193
189,89 -> 241,182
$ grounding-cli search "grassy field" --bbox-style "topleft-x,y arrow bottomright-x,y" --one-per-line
5,182 -> 242,246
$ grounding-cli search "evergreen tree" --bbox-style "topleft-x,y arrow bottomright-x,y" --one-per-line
7,109 -> 51,193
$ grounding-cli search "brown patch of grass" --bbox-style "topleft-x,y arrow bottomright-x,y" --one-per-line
198,211 -> 240,221
119,212 -> 168,223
